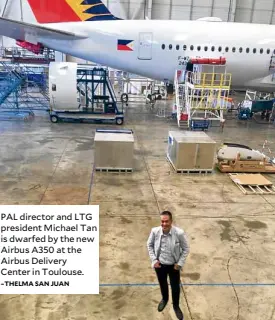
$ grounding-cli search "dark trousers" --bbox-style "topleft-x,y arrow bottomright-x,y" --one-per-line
155,264 -> 180,307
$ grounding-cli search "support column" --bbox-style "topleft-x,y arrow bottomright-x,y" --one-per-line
269,0 -> 275,24
250,0 -> 256,23
189,0 -> 194,20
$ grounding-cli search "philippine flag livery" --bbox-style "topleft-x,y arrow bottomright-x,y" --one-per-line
117,40 -> 134,51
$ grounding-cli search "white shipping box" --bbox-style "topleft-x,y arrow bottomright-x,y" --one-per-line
94,131 -> 134,169
167,131 -> 216,170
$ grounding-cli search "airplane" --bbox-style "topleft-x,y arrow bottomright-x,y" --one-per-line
1,0 -> 275,92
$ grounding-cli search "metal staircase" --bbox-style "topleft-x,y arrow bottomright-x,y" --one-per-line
49,64 -> 124,124
23,65 -> 49,100
184,68 -> 232,125
174,70 -> 188,128
76,66 -> 119,113
0,62 -> 24,107
174,62 -> 232,129
0,77 -> 23,105
0,62 -> 50,110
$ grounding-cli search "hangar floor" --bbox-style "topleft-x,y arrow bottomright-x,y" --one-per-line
0,99 -> 275,320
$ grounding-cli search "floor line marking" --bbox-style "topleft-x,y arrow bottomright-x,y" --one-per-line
99,283 -> 275,287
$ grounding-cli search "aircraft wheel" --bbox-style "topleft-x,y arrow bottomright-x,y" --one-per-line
50,115 -> 59,123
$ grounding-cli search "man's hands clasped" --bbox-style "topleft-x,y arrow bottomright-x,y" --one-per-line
154,261 -> 180,270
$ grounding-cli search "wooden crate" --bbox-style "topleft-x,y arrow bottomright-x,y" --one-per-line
94,130 -> 134,171
167,131 -> 216,172
217,157 -> 275,173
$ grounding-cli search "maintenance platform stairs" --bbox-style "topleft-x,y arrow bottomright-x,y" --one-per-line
173,58 -> 232,130
0,61 -> 50,111
49,64 -> 124,125
0,62 -> 24,106
174,70 -> 189,128
76,66 -> 119,115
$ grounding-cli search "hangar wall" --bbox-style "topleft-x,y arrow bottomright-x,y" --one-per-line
1,0 -> 275,47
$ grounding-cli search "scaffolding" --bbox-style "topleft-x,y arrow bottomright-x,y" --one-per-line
174,69 -> 186,127
238,89 -> 275,121
0,44 -> 53,118
245,90 -> 275,101
174,62 -> 232,129
76,66 -> 119,114
0,61 -> 49,112
0,46 -> 55,65
49,64 -> 124,125
112,71 -> 167,104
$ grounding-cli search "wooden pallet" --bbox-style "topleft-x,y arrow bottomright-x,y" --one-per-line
229,173 -> 275,195
166,154 -> 213,174
95,167 -> 133,173
175,169 -> 212,174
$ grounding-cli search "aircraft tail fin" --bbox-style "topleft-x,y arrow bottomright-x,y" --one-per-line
27,0 -> 121,23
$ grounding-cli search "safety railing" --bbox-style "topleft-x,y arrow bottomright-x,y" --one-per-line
186,71 -> 232,89
174,70 -> 181,126
0,46 -> 55,63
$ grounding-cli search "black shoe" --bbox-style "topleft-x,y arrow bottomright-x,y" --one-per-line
158,299 -> 168,312
173,306 -> 184,320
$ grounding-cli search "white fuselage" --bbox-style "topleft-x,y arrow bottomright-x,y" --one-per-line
39,19 -> 275,91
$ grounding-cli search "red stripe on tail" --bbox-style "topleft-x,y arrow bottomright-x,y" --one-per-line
27,0 -> 81,23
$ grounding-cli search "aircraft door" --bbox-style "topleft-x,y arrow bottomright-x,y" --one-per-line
138,32 -> 153,60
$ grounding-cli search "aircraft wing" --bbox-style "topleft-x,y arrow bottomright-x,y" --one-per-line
0,17 -> 88,42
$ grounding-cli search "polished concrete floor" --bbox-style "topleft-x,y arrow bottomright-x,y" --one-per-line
1,98 -> 275,320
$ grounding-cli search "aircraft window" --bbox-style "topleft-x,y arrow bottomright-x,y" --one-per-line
169,44 -> 172,50
260,48 -> 263,54
232,47 -> 236,52
239,47 -> 243,53
183,45 -> 187,50
267,49 -> 270,54
246,48 -> 249,53
190,45 -> 194,50
253,48 -> 256,53
197,46 -> 201,51
211,46 -> 215,51
273,49 -> 275,54
218,46 -> 222,52
204,46 -> 208,51
162,44 -> 165,50
225,47 -> 229,52
176,45 -> 179,50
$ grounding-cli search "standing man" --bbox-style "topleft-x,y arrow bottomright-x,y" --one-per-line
147,211 -> 189,320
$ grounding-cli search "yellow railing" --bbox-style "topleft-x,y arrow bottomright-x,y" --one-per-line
189,72 -> 232,89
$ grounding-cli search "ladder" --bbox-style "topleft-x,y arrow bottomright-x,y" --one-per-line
174,70 -> 189,128
183,64 -> 231,126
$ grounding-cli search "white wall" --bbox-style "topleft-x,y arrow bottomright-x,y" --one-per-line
151,0 -> 237,21
235,0 -> 275,24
